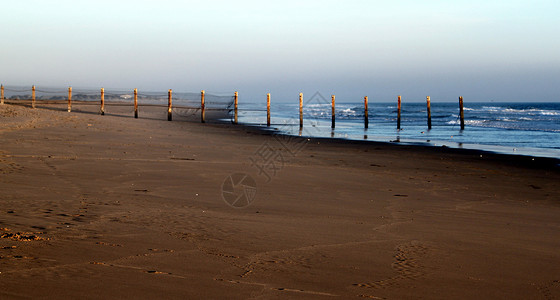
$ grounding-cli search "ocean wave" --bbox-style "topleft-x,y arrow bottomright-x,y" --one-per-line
447,120 -> 487,126
304,103 -> 330,108
540,111 -> 560,116
340,108 -> 358,116
498,117 -> 516,122
481,106 -> 502,111
446,119 -> 560,132
503,108 -> 559,115
462,106 -> 560,116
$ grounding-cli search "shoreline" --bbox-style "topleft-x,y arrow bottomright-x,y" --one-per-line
229,122 -> 560,171
1,103 -> 560,299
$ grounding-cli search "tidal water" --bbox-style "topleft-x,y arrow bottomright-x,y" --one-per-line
235,101 -> 560,159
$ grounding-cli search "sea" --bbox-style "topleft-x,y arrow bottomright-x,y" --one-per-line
3,85 -> 559,159
234,101 -> 560,159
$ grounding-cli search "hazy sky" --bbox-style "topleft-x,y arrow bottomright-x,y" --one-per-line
2,0 -> 559,102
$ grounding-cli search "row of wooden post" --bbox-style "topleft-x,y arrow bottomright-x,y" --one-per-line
0,85 -> 218,124
264,93 -> 465,130
0,85 -> 465,130
64,87 -> 209,122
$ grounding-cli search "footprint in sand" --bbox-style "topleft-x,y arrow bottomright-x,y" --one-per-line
353,241 -> 428,289
537,280 -> 560,300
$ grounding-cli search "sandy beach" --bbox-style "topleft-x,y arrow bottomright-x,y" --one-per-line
1,103 -> 559,299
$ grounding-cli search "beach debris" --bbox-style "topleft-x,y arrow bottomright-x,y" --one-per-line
1,231 -> 48,241
145,270 -> 170,275
96,241 -> 122,247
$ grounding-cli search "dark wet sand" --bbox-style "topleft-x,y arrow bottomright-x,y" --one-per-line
1,103 -> 560,299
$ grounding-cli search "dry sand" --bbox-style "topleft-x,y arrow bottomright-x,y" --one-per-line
1,103 -> 559,299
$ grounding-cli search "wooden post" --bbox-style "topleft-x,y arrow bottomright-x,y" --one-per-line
397,95 -> 401,129
32,85 -> 36,108
134,88 -> 138,119
331,95 -> 335,129
1,85 -> 4,105
459,96 -> 465,130
67,87 -> 72,112
266,93 -> 271,127
100,88 -> 105,115
299,93 -> 303,128
168,89 -> 172,121
426,96 -> 432,130
201,90 -> 205,123
234,91 -> 238,124
364,96 -> 369,129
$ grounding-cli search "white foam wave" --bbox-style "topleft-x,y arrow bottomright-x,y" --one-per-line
447,120 -> 486,126
500,108 -> 559,115
305,103 -> 330,108
340,108 -> 358,116
466,106 -> 560,116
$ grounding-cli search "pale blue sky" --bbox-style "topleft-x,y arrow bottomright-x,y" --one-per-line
2,0 -> 559,102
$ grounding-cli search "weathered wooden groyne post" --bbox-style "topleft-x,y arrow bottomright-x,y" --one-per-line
100,88 -> 105,115
426,96 -> 432,130
266,93 -> 271,127
364,96 -> 369,129
459,96 -> 465,130
397,95 -> 401,129
32,85 -> 36,108
67,87 -> 72,112
299,93 -> 303,128
134,88 -> 138,118
234,91 -> 238,124
167,89 -> 172,121
331,95 -> 335,129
